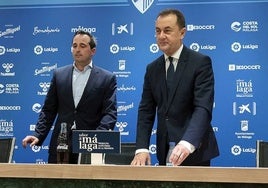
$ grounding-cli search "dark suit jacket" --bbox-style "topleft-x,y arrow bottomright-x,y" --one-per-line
33,64 -> 117,163
136,46 -> 219,165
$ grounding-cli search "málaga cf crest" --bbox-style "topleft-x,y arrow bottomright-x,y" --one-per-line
132,0 -> 154,14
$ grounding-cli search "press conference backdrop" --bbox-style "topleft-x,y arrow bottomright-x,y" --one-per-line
0,0 -> 267,167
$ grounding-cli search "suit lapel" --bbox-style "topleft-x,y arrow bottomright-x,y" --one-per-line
66,66 -> 76,108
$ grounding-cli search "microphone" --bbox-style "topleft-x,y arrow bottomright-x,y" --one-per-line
56,122 -> 69,164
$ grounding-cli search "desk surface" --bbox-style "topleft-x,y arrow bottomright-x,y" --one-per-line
0,163 -> 268,184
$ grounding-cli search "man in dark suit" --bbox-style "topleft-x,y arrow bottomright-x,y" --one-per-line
22,30 -> 117,164
131,9 -> 219,166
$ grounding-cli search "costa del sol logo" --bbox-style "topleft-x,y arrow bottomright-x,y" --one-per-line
231,22 -> 241,32
231,21 -> 258,32
32,103 -> 42,113
132,0 -> 154,14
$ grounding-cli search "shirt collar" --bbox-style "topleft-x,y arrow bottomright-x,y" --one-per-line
73,61 -> 93,72
164,44 -> 183,61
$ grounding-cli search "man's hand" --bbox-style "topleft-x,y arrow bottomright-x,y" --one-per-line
131,152 -> 151,166
169,144 -> 190,166
22,136 -> 39,148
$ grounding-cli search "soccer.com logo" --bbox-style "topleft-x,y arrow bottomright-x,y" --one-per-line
187,24 -> 215,31
228,64 -> 261,71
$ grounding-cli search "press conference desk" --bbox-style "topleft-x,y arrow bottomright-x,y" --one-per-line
0,163 -> 268,188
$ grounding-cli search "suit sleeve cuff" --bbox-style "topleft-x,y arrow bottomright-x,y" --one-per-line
179,140 -> 196,153
135,148 -> 149,155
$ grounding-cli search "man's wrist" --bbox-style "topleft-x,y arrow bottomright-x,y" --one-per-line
179,140 -> 195,153
135,148 -> 149,155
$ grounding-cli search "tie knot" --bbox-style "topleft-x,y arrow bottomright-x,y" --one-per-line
168,56 -> 173,63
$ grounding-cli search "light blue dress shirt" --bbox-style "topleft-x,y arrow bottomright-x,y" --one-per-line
72,62 -> 92,107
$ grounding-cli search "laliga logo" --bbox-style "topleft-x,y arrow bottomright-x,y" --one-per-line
110,44 -> 119,54
231,145 -> 242,155
150,43 -> 159,53
34,45 -> 43,55
132,0 -> 154,14
231,42 -> 241,52
0,46 -> 6,55
190,43 -> 200,52
231,145 -> 256,156
149,144 -> 156,154
32,145 -> 41,152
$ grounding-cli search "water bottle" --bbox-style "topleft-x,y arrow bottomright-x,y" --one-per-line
57,122 -> 69,164
166,142 -> 175,166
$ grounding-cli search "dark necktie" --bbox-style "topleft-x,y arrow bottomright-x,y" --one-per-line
167,56 -> 174,94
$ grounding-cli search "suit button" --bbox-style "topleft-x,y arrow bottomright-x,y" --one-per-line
74,110 -> 77,114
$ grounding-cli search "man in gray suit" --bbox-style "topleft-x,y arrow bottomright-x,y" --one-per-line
131,9 -> 219,166
22,30 -> 117,163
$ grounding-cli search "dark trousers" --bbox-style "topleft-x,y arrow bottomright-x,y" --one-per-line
161,160 -> 211,166
48,152 -> 79,164
187,160 -> 211,166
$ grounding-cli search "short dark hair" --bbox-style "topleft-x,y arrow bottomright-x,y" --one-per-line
157,9 -> 186,28
73,30 -> 97,49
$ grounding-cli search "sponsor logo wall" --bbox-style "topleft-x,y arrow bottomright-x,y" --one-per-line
0,0 -> 268,167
